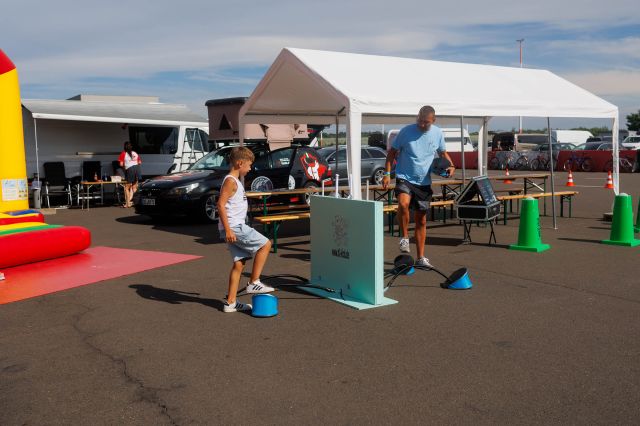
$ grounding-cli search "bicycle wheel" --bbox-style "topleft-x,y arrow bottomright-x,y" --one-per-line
489,157 -> 501,170
620,158 -> 634,173
515,156 -> 529,171
580,158 -> 593,172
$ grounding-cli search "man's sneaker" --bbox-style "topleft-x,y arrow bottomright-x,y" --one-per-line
415,257 -> 433,268
223,301 -> 252,313
399,238 -> 410,253
245,281 -> 275,294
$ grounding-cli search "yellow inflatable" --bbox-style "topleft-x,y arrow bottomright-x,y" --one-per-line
0,49 -> 28,212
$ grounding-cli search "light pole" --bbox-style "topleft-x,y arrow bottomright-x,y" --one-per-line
517,38 -> 524,134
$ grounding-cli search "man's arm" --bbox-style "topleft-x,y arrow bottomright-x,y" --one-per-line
382,148 -> 398,189
439,150 -> 456,177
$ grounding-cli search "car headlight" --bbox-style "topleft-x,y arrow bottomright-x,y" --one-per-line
168,182 -> 202,196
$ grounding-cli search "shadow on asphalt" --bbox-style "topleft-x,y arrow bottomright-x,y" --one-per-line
129,284 -> 229,312
558,237 -> 603,244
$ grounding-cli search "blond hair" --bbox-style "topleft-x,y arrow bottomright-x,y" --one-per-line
229,147 -> 255,164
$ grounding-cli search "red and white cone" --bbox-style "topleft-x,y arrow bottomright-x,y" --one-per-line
566,170 -> 575,187
504,167 -> 513,184
604,170 -> 614,189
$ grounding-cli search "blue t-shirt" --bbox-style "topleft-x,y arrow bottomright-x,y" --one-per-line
392,124 -> 446,185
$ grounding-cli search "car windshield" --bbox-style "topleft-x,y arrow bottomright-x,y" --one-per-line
189,149 -> 230,170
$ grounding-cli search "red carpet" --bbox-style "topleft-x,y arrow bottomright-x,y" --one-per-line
0,246 -> 202,304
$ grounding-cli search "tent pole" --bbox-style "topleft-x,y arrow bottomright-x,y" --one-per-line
612,116 -> 619,194
346,107 -> 362,199
478,117 -> 488,176
547,117 -> 557,229
34,117 -> 40,182
459,116 -> 466,182
335,115 -> 339,184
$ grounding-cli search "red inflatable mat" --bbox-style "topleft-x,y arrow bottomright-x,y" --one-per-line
0,226 -> 91,268
0,246 -> 202,304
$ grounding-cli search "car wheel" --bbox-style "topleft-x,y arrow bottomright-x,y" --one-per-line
202,193 -> 219,223
303,181 -> 319,206
372,168 -> 386,185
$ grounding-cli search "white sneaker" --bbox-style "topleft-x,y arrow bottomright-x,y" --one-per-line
415,257 -> 433,268
223,301 -> 252,313
245,281 -> 275,294
399,238 -> 410,253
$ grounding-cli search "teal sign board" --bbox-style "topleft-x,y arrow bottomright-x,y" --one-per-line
307,196 -> 398,309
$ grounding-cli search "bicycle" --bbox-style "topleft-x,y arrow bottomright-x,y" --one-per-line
530,153 -> 550,171
489,151 -> 519,170
563,152 -> 593,172
604,156 -> 635,173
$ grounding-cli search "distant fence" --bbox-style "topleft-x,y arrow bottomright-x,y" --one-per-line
448,150 -> 639,172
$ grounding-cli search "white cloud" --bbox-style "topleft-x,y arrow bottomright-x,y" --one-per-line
563,70 -> 640,96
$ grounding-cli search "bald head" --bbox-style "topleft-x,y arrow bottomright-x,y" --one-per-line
417,105 -> 436,132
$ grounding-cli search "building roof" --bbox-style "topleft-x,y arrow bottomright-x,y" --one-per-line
22,98 -> 207,126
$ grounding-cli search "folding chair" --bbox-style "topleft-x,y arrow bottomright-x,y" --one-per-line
42,162 -> 73,207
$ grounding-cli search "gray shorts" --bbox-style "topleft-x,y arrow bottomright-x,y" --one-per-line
395,179 -> 433,211
219,223 -> 269,262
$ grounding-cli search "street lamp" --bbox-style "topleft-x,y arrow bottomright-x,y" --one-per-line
517,38 -> 524,134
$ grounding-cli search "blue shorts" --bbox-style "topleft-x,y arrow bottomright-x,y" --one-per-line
219,223 -> 269,262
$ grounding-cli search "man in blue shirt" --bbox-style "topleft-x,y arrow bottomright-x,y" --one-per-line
382,106 -> 455,267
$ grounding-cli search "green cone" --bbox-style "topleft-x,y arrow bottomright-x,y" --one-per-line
509,197 -> 550,252
635,196 -> 639,234
603,193 -> 640,246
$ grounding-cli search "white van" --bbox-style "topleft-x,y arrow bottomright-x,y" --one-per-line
386,127 -> 474,152
552,130 -> 593,145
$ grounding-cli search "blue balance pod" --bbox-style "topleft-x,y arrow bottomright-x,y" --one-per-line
447,267 -> 473,290
251,294 -> 279,317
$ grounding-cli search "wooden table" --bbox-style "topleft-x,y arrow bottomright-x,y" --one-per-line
368,179 -> 465,205
487,173 -> 550,213
78,180 -> 127,209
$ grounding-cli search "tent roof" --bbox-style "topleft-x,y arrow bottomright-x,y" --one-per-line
241,48 -> 617,121
22,99 -> 207,126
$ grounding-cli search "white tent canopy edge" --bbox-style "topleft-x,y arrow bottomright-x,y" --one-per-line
239,47 -> 620,199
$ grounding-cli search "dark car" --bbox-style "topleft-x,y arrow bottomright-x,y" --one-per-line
318,145 -> 391,185
532,143 -> 576,151
133,144 -> 332,222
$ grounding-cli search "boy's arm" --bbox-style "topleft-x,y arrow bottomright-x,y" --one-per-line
217,178 -> 237,242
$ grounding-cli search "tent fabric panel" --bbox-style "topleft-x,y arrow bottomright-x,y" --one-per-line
285,48 -> 617,119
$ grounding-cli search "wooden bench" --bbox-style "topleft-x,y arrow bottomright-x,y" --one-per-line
252,212 -> 311,253
496,191 -> 578,224
383,199 -> 454,235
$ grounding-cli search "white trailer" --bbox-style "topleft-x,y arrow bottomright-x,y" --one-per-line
22,96 -> 208,179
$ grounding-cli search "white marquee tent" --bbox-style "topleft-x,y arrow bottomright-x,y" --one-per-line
239,48 -> 620,202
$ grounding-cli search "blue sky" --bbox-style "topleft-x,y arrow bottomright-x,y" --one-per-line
2,0 -> 638,131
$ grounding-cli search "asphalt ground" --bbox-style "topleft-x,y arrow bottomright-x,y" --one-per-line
1,171 -> 639,425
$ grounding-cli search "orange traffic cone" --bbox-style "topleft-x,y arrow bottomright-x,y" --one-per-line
504,167 -> 513,184
566,170 -> 575,187
604,171 -> 614,189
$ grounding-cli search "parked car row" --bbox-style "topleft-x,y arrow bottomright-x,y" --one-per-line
133,144 -> 332,223
317,145 -> 392,185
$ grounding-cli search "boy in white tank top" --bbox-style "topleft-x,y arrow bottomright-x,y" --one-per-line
217,147 -> 274,313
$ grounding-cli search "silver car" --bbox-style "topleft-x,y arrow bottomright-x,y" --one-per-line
318,145 -> 390,185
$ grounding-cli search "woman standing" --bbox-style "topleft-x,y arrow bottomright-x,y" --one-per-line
118,141 -> 142,208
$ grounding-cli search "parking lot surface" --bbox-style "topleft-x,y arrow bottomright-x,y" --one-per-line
1,172 -> 639,424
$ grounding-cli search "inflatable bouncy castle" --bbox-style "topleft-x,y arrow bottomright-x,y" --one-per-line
0,49 -> 90,269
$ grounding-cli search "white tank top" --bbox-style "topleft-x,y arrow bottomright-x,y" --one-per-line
218,175 -> 247,230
